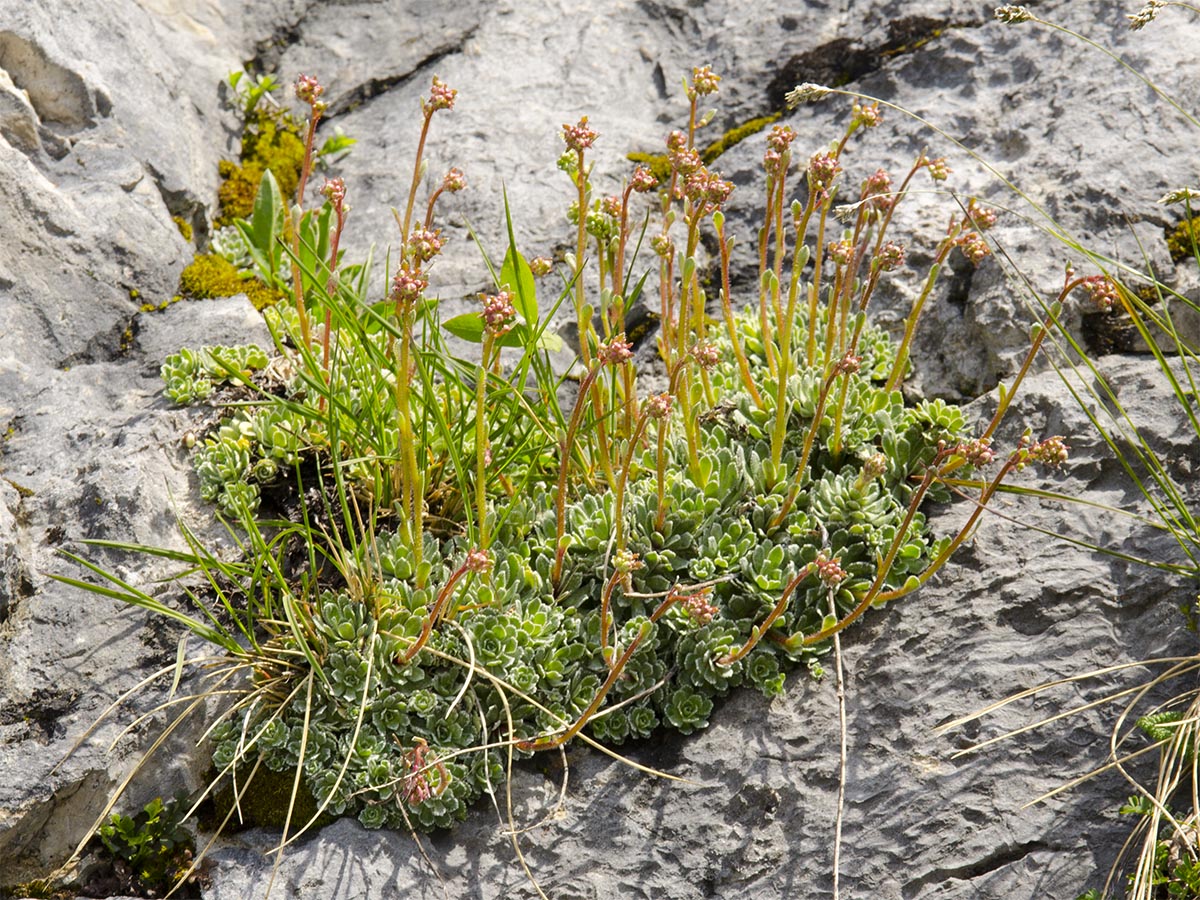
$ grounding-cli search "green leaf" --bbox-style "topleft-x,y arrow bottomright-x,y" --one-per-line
443,312 -> 485,343
536,330 -> 565,353
501,245 -> 538,325
250,169 -> 283,262
318,128 -> 356,159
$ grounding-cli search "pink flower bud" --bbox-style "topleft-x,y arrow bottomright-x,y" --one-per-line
1078,275 -> 1120,312
481,290 -> 517,336
442,167 -> 467,193
647,392 -> 673,420
690,65 -> 721,96
875,241 -> 906,272
391,267 -> 428,307
562,116 -> 598,153
427,76 -> 457,112
631,166 -> 659,193
596,333 -> 633,366
812,551 -> 847,588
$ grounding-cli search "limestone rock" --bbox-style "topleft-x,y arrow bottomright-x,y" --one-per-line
0,0 -> 1196,897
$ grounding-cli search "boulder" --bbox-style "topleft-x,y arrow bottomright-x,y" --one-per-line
0,0 -> 1195,897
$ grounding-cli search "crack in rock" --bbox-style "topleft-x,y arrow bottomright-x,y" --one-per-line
765,16 -> 977,109
902,840 -> 1051,897
325,26 -> 479,119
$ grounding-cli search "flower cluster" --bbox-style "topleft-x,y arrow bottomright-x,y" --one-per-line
812,551 -> 848,588
851,100 -> 882,129
481,291 -> 516,337
925,157 -> 951,182
1128,0 -> 1165,30
690,65 -> 721,97
426,76 -> 457,112
596,333 -> 634,366
294,73 -> 326,113
407,228 -> 444,264
562,116 -> 599,153
994,5 -> 1033,24
808,153 -> 842,196
954,438 -> 995,468
956,232 -> 991,266
320,177 -> 346,206
875,241 -> 907,272
391,267 -> 428,308
1016,434 -> 1070,470
442,167 -> 467,193
1078,275 -> 1121,312
631,166 -> 659,193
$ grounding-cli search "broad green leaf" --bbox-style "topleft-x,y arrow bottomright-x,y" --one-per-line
501,245 -> 538,325
250,168 -> 283,262
443,312 -> 485,343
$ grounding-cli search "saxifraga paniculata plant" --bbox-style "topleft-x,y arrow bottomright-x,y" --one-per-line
58,65 -> 1073,867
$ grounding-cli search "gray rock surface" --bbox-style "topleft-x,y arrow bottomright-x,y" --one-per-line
0,0 -> 1197,897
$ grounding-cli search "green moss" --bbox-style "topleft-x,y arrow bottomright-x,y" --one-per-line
0,877 -> 67,899
880,28 -> 944,58
216,159 -> 263,225
700,112 -> 781,165
1166,215 -> 1200,263
201,767 -> 335,833
626,150 -> 671,184
4,478 -> 34,498
216,107 -> 306,226
140,296 -> 182,314
172,216 -> 194,243
179,253 -> 284,310
626,111 -> 783,180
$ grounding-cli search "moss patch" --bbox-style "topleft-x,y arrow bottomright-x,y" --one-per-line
200,767 -> 336,833
172,215 -> 194,243
179,253 -> 284,310
700,112 -> 781,164
215,106 -> 305,226
1166,215 -> 1200,263
627,111 -> 783,181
